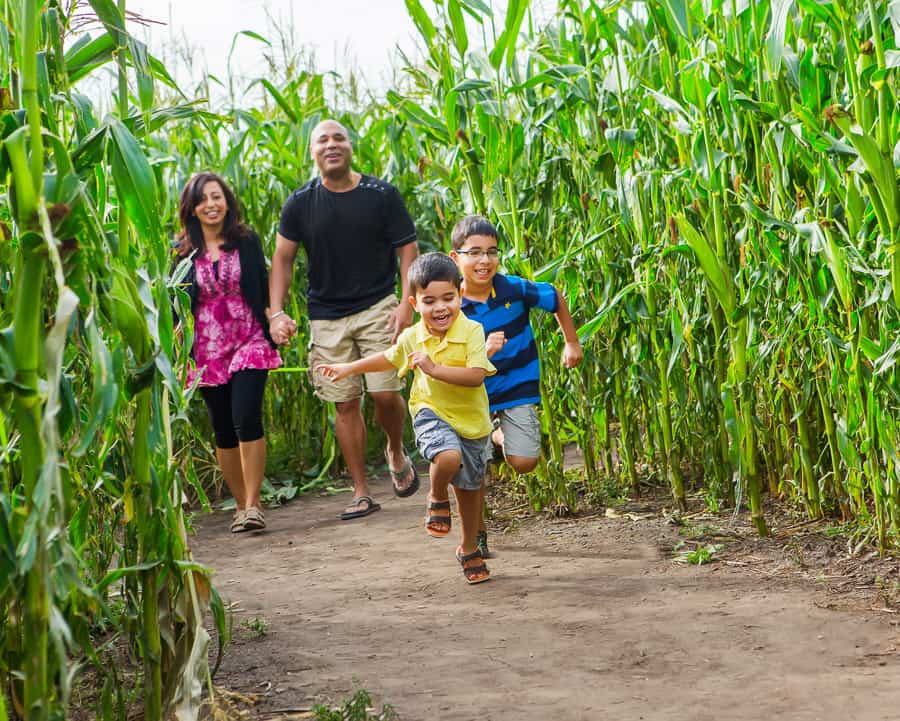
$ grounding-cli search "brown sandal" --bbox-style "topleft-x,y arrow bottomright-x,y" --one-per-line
456,547 -> 490,584
425,500 -> 451,537
243,507 -> 266,530
230,510 -> 247,533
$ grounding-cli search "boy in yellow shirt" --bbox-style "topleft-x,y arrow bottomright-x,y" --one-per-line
316,252 -> 496,584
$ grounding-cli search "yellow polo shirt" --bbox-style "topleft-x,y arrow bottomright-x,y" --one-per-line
385,314 -> 495,439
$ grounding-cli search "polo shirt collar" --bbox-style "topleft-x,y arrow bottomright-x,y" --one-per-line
462,273 -> 509,308
414,313 -> 468,348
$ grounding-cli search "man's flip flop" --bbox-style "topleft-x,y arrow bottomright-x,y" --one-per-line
386,451 -> 420,498
340,495 -> 382,520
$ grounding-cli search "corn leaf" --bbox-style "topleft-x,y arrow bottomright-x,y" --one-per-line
107,117 -> 161,244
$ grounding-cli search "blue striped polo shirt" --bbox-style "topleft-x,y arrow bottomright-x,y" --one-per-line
460,273 -> 558,412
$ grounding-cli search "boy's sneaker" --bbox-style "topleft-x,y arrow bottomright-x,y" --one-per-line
476,530 -> 491,558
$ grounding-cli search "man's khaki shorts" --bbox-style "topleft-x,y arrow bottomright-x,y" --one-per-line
307,294 -> 404,403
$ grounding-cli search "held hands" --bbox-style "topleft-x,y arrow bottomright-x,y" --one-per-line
269,313 -> 298,346
315,362 -> 353,382
387,301 -> 414,343
562,340 -> 584,370
486,331 -> 506,359
408,351 -> 435,375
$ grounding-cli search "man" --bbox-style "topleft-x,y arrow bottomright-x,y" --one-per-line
269,118 -> 420,519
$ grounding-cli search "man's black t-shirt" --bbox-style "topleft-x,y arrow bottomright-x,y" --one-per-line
278,174 -> 417,320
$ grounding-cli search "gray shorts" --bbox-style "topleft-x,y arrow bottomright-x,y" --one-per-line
494,404 -> 542,459
413,409 -> 491,491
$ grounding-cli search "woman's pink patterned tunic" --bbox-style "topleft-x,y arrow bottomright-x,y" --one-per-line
187,249 -> 281,387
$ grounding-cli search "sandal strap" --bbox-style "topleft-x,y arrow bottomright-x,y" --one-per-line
427,516 -> 451,525
457,549 -> 484,563
428,500 -> 451,510
387,455 -> 413,480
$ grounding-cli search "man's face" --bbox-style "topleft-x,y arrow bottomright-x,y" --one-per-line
311,121 -> 353,177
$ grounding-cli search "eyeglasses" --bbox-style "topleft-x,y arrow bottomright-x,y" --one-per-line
455,249 -> 500,259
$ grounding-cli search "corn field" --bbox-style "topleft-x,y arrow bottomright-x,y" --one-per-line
2,0 -> 900,717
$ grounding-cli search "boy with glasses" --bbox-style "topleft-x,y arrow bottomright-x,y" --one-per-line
450,215 -> 583,557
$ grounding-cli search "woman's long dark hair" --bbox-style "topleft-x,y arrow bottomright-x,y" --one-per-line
177,172 -> 250,253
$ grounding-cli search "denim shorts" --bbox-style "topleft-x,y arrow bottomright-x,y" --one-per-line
494,403 -> 541,459
413,409 -> 491,491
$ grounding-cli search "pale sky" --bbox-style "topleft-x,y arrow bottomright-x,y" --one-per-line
126,0 -> 420,97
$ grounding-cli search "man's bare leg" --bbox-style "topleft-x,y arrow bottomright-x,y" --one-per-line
371,390 -> 413,492
334,398 -> 371,509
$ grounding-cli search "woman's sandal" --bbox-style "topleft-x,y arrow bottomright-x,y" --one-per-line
425,500 -> 451,537
243,506 -> 266,531
230,510 -> 247,533
456,547 -> 491,585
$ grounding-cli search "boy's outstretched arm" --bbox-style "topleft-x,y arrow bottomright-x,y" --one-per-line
554,288 -> 584,369
316,352 -> 394,382
409,352 -> 488,387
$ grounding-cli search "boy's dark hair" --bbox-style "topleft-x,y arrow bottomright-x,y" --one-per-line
408,252 -> 461,294
450,215 -> 498,250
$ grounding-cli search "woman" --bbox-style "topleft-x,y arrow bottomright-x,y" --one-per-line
175,172 -> 281,532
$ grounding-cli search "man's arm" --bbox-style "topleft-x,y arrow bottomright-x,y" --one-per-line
553,288 -> 584,369
268,233 -> 300,345
388,241 -> 419,341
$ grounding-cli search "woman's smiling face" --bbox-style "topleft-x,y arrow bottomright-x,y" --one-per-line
194,180 -> 228,233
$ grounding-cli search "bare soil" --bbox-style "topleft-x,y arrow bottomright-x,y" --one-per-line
193,470 -> 900,721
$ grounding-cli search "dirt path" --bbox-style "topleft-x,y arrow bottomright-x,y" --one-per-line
194,472 -> 900,720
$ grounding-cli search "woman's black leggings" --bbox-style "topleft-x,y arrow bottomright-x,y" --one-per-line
199,369 -> 269,449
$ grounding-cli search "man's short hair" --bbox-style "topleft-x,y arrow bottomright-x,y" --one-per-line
450,215 -> 499,250
409,252 -> 461,294
310,119 -> 350,143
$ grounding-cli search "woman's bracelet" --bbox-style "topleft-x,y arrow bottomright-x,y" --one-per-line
268,310 -> 286,322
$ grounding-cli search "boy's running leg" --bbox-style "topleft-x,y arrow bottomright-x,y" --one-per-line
426,449 -> 460,535
453,485 -> 490,583
476,482 -> 490,557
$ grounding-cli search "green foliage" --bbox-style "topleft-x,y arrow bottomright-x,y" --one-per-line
313,689 -> 399,721
240,616 -> 269,638
673,542 -> 724,566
